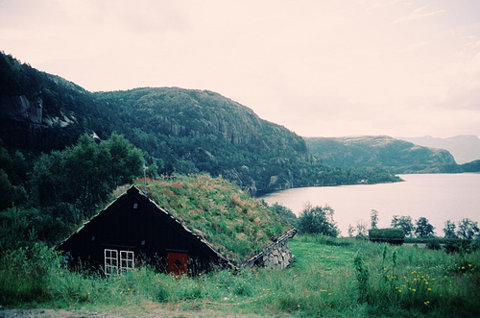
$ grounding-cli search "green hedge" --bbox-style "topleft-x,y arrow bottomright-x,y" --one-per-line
369,228 -> 405,244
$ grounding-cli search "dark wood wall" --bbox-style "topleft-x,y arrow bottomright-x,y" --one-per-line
58,187 -> 226,273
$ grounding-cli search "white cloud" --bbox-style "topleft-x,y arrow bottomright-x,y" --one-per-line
393,6 -> 446,24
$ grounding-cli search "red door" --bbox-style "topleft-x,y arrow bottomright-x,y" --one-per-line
167,252 -> 188,275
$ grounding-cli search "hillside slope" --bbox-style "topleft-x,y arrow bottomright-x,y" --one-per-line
93,87 -> 313,193
305,136 -> 457,173
0,52 -> 399,195
401,135 -> 480,164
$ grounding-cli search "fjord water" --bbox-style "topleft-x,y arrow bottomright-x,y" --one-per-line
261,173 -> 480,236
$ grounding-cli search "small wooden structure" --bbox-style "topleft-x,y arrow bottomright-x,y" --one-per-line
58,180 -> 296,275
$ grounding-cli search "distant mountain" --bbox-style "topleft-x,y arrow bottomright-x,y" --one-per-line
0,51 -> 400,196
400,135 -> 480,164
304,136 -> 457,173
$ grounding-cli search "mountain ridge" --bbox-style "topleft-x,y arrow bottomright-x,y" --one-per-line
0,51 -> 400,196
304,135 -> 460,173
400,135 -> 480,164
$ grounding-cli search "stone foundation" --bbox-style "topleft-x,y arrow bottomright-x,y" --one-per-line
262,239 -> 295,269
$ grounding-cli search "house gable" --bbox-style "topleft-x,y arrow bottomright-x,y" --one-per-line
58,186 -> 230,273
58,175 -> 296,274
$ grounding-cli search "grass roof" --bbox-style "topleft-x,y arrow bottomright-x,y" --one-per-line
134,174 -> 293,265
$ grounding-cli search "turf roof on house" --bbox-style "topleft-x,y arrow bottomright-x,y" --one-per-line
135,174 -> 293,265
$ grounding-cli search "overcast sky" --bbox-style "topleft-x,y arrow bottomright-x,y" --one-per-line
1,0 -> 480,138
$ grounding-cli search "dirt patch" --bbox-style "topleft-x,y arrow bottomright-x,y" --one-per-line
0,309 -> 126,318
0,306 -> 278,318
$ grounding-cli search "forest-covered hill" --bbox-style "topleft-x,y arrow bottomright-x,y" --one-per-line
304,136 -> 470,173
0,51 -> 399,199
400,135 -> 480,164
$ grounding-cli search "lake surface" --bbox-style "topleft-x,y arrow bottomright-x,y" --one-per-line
261,173 -> 480,237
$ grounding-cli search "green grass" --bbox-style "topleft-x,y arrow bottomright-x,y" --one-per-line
1,236 -> 480,317
134,174 -> 293,265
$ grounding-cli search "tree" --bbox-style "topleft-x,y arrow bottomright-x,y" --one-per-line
414,217 -> 435,238
457,218 -> 480,240
443,220 -> 457,239
100,133 -> 145,188
391,215 -> 414,237
297,204 -> 339,237
29,133 -> 145,242
356,221 -> 368,238
347,224 -> 355,237
269,203 -> 297,227
370,209 -> 379,229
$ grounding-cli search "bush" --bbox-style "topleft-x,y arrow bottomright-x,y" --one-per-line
297,204 -> 338,237
426,239 -> 441,250
369,228 -> 405,244
443,239 -> 479,254
0,243 -> 60,304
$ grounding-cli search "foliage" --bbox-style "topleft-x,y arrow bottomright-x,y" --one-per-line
0,206 -> 41,249
415,217 -> 435,238
32,133 -> 143,222
137,174 -> 292,264
353,252 -> 369,303
0,243 -> 60,304
370,209 -> 379,229
426,239 -> 441,250
0,133 -> 144,249
347,224 -> 355,237
443,220 -> 458,239
457,218 -> 480,240
368,228 -> 405,242
391,215 -> 414,237
355,221 -> 369,238
1,235 -> 480,317
1,51 -> 401,199
305,136 -> 460,174
297,204 -> 339,237
268,202 -> 297,227
443,239 -> 479,254
0,139 -> 28,210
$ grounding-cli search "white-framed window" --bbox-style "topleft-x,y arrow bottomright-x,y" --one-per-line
104,249 -> 134,276
120,250 -> 135,273
104,249 -> 118,276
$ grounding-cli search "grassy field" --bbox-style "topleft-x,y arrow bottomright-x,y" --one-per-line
1,235 -> 479,317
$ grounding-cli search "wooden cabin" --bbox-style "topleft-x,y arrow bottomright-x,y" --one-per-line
58,175 -> 296,275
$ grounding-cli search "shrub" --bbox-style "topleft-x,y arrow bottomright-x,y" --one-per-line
426,239 -> 441,250
443,239 -> 479,254
353,252 -> 369,303
0,243 -> 60,304
297,204 -> 338,237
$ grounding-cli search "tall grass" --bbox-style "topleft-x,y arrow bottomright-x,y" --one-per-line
1,236 -> 479,317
